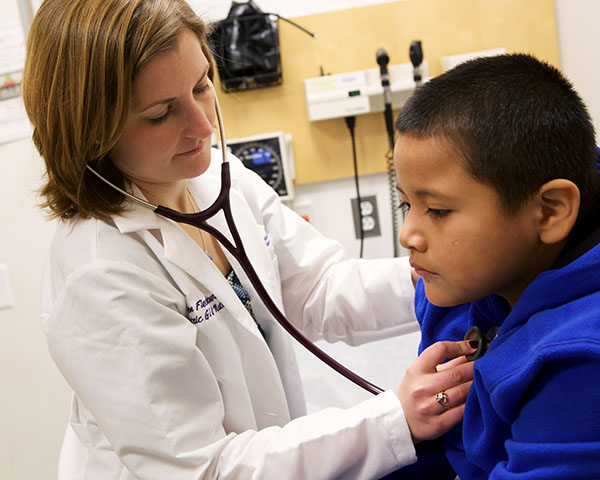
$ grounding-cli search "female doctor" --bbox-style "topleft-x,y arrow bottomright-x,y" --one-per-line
23,0 -> 476,478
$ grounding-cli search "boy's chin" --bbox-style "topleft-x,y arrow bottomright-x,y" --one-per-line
424,286 -> 467,308
428,298 -> 464,308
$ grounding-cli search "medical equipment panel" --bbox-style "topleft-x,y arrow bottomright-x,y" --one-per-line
227,131 -> 295,201
303,61 -> 429,122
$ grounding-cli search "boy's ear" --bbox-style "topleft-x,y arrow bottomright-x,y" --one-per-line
535,179 -> 580,244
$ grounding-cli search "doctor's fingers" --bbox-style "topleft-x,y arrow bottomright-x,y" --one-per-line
436,354 -> 469,372
411,340 -> 477,375
430,359 -> 474,394
399,360 -> 473,410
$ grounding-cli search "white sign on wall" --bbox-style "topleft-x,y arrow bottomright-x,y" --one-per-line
0,24 -> 30,145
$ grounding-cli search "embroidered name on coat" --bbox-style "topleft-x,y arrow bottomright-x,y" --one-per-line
188,294 -> 225,324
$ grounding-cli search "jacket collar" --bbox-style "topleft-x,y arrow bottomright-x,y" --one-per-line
111,183 -> 161,234
109,161 -> 281,335
111,157 -> 224,235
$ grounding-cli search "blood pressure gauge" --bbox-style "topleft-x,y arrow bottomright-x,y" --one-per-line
226,132 -> 295,201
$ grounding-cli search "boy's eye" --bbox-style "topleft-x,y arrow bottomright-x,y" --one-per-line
427,208 -> 451,219
398,201 -> 411,218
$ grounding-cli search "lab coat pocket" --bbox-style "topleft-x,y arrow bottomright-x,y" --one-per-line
66,409 -> 131,479
68,396 -> 103,450
69,421 -> 103,452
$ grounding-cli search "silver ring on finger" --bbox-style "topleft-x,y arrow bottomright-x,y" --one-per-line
435,391 -> 450,409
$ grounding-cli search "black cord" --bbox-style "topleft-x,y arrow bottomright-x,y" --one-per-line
386,149 -> 400,257
266,13 -> 318,38
382,95 -> 399,257
345,115 -> 364,258
382,103 -> 399,257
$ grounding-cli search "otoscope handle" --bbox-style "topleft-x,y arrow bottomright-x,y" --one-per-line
376,48 -> 395,150
409,41 -> 423,67
409,40 -> 423,86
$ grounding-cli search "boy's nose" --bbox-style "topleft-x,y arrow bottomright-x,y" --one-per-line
398,216 -> 426,252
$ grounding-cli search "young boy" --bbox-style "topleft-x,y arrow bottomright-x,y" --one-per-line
390,54 -> 600,479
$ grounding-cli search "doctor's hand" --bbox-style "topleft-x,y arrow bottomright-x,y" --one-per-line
396,340 -> 477,443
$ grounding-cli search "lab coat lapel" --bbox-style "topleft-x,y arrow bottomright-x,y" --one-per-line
159,217 -> 265,340
193,178 -> 308,416
114,161 -> 305,418
112,168 -> 278,339
222,191 -> 281,331
190,174 -> 282,331
211,181 -> 308,417
141,219 -> 294,425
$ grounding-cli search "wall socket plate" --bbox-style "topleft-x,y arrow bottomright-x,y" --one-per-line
351,195 -> 381,238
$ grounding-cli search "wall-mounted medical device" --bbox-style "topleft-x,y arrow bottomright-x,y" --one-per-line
227,131 -> 295,201
208,1 -> 316,93
303,61 -> 429,122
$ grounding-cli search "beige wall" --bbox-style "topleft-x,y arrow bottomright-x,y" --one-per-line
216,0 -> 559,184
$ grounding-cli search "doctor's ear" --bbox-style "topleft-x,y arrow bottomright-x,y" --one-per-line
535,179 -> 580,245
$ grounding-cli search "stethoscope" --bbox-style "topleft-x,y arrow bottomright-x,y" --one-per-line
464,325 -> 498,361
87,94 -> 385,395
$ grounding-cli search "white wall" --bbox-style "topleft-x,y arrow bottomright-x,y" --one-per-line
2,0 -> 599,478
191,0 -> 403,21
554,0 -> 600,141
291,172 -> 402,260
0,2 -> 66,479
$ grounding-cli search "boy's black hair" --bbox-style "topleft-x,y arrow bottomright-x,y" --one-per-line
395,53 -> 599,228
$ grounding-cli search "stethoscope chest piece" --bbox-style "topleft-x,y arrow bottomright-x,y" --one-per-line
464,325 -> 499,361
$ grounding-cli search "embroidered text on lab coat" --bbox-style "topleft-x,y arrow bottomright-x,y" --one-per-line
187,294 -> 225,325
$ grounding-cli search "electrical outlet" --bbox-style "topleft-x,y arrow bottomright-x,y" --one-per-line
351,195 -> 381,238
293,201 -> 314,223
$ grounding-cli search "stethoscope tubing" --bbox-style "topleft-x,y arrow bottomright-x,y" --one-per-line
87,94 -> 384,395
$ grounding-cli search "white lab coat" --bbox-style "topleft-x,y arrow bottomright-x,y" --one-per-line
42,149 -> 419,479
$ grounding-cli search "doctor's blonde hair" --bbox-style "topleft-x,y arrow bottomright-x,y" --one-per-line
23,0 -> 214,220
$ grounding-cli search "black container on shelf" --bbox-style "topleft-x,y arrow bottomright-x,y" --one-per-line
208,2 -> 282,93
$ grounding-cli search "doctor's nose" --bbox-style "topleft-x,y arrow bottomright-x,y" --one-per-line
184,102 -> 214,139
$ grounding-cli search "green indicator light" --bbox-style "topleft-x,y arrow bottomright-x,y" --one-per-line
348,90 -> 361,97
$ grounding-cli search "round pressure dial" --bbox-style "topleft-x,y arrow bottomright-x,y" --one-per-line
230,137 -> 288,196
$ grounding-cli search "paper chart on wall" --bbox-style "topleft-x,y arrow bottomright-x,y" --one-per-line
0,24 -> 31,145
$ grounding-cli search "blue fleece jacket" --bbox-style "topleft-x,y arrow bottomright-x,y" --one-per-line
396,226 -> 600,480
